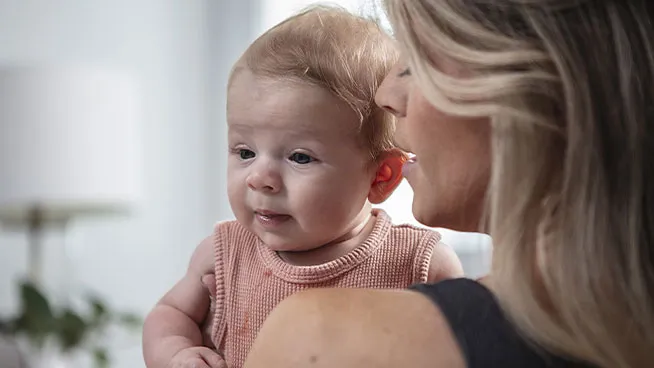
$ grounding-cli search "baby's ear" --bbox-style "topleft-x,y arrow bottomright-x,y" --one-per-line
368,148 -> 407,204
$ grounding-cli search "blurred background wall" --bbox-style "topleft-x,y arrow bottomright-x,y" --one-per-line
0,1 -> 490,367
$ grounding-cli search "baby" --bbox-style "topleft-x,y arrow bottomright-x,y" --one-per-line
142,6 -> 463,368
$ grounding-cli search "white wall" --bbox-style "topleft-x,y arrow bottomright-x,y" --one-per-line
206,0 -> 260,224
0,0 -> 255,366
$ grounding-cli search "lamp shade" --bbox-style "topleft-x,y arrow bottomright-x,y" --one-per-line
0,66 -> 142,223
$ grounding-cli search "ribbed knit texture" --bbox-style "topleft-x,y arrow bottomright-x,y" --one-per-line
210,209 -> 440,368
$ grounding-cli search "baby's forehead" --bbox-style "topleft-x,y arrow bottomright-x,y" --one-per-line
227,116 -> 361,143
228,75 -> 363,136
228,72 -> 340,110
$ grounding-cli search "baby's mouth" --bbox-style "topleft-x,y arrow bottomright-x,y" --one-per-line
254,210 -> 292,226
255,209 -> 287,217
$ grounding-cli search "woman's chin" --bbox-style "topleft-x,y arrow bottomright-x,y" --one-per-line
411,201 -> 438,228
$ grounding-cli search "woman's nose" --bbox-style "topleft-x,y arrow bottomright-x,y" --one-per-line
375,67 -> 408,118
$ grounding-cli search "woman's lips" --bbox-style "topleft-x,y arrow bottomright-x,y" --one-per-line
402,153 -> 417,177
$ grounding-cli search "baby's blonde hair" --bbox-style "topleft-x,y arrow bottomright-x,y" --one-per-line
231,4 -> 398,160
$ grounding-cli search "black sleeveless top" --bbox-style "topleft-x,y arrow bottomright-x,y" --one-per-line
410,278 -> 595,368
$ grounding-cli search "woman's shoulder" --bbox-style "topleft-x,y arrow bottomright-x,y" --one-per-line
243,286 -> 466,368
244,278 -> 592,368
411,279 -> 596,368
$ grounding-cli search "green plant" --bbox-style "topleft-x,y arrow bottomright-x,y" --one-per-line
0,280 -> 142,368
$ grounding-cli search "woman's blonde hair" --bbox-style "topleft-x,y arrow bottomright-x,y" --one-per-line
232,5 -> 398,160
385,0 -> 654,366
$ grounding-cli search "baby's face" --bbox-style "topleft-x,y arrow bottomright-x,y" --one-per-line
226,71 -> 375,252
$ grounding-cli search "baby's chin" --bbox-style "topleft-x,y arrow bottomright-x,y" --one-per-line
245,220 -> 337,253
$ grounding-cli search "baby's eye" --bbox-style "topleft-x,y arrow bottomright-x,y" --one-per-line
289,152 -> 314,164
238,149 -> 255,160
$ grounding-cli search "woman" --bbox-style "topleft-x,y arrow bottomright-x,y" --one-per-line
243,1 -> 654,367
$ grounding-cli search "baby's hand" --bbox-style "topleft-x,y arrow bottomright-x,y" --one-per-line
167,347 -> 227,368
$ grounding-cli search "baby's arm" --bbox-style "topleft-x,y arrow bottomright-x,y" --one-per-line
143,237 -> 225,368
427,241 -> 465,283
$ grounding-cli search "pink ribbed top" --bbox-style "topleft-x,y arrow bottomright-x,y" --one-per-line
209,209 -> 440,368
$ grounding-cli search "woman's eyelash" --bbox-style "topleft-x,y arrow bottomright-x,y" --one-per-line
398,67 -> 411,77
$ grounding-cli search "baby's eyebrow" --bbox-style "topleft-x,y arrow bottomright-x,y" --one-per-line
227,122 -> 254,130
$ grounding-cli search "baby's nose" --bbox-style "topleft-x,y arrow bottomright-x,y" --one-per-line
246,166 -> 282,193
